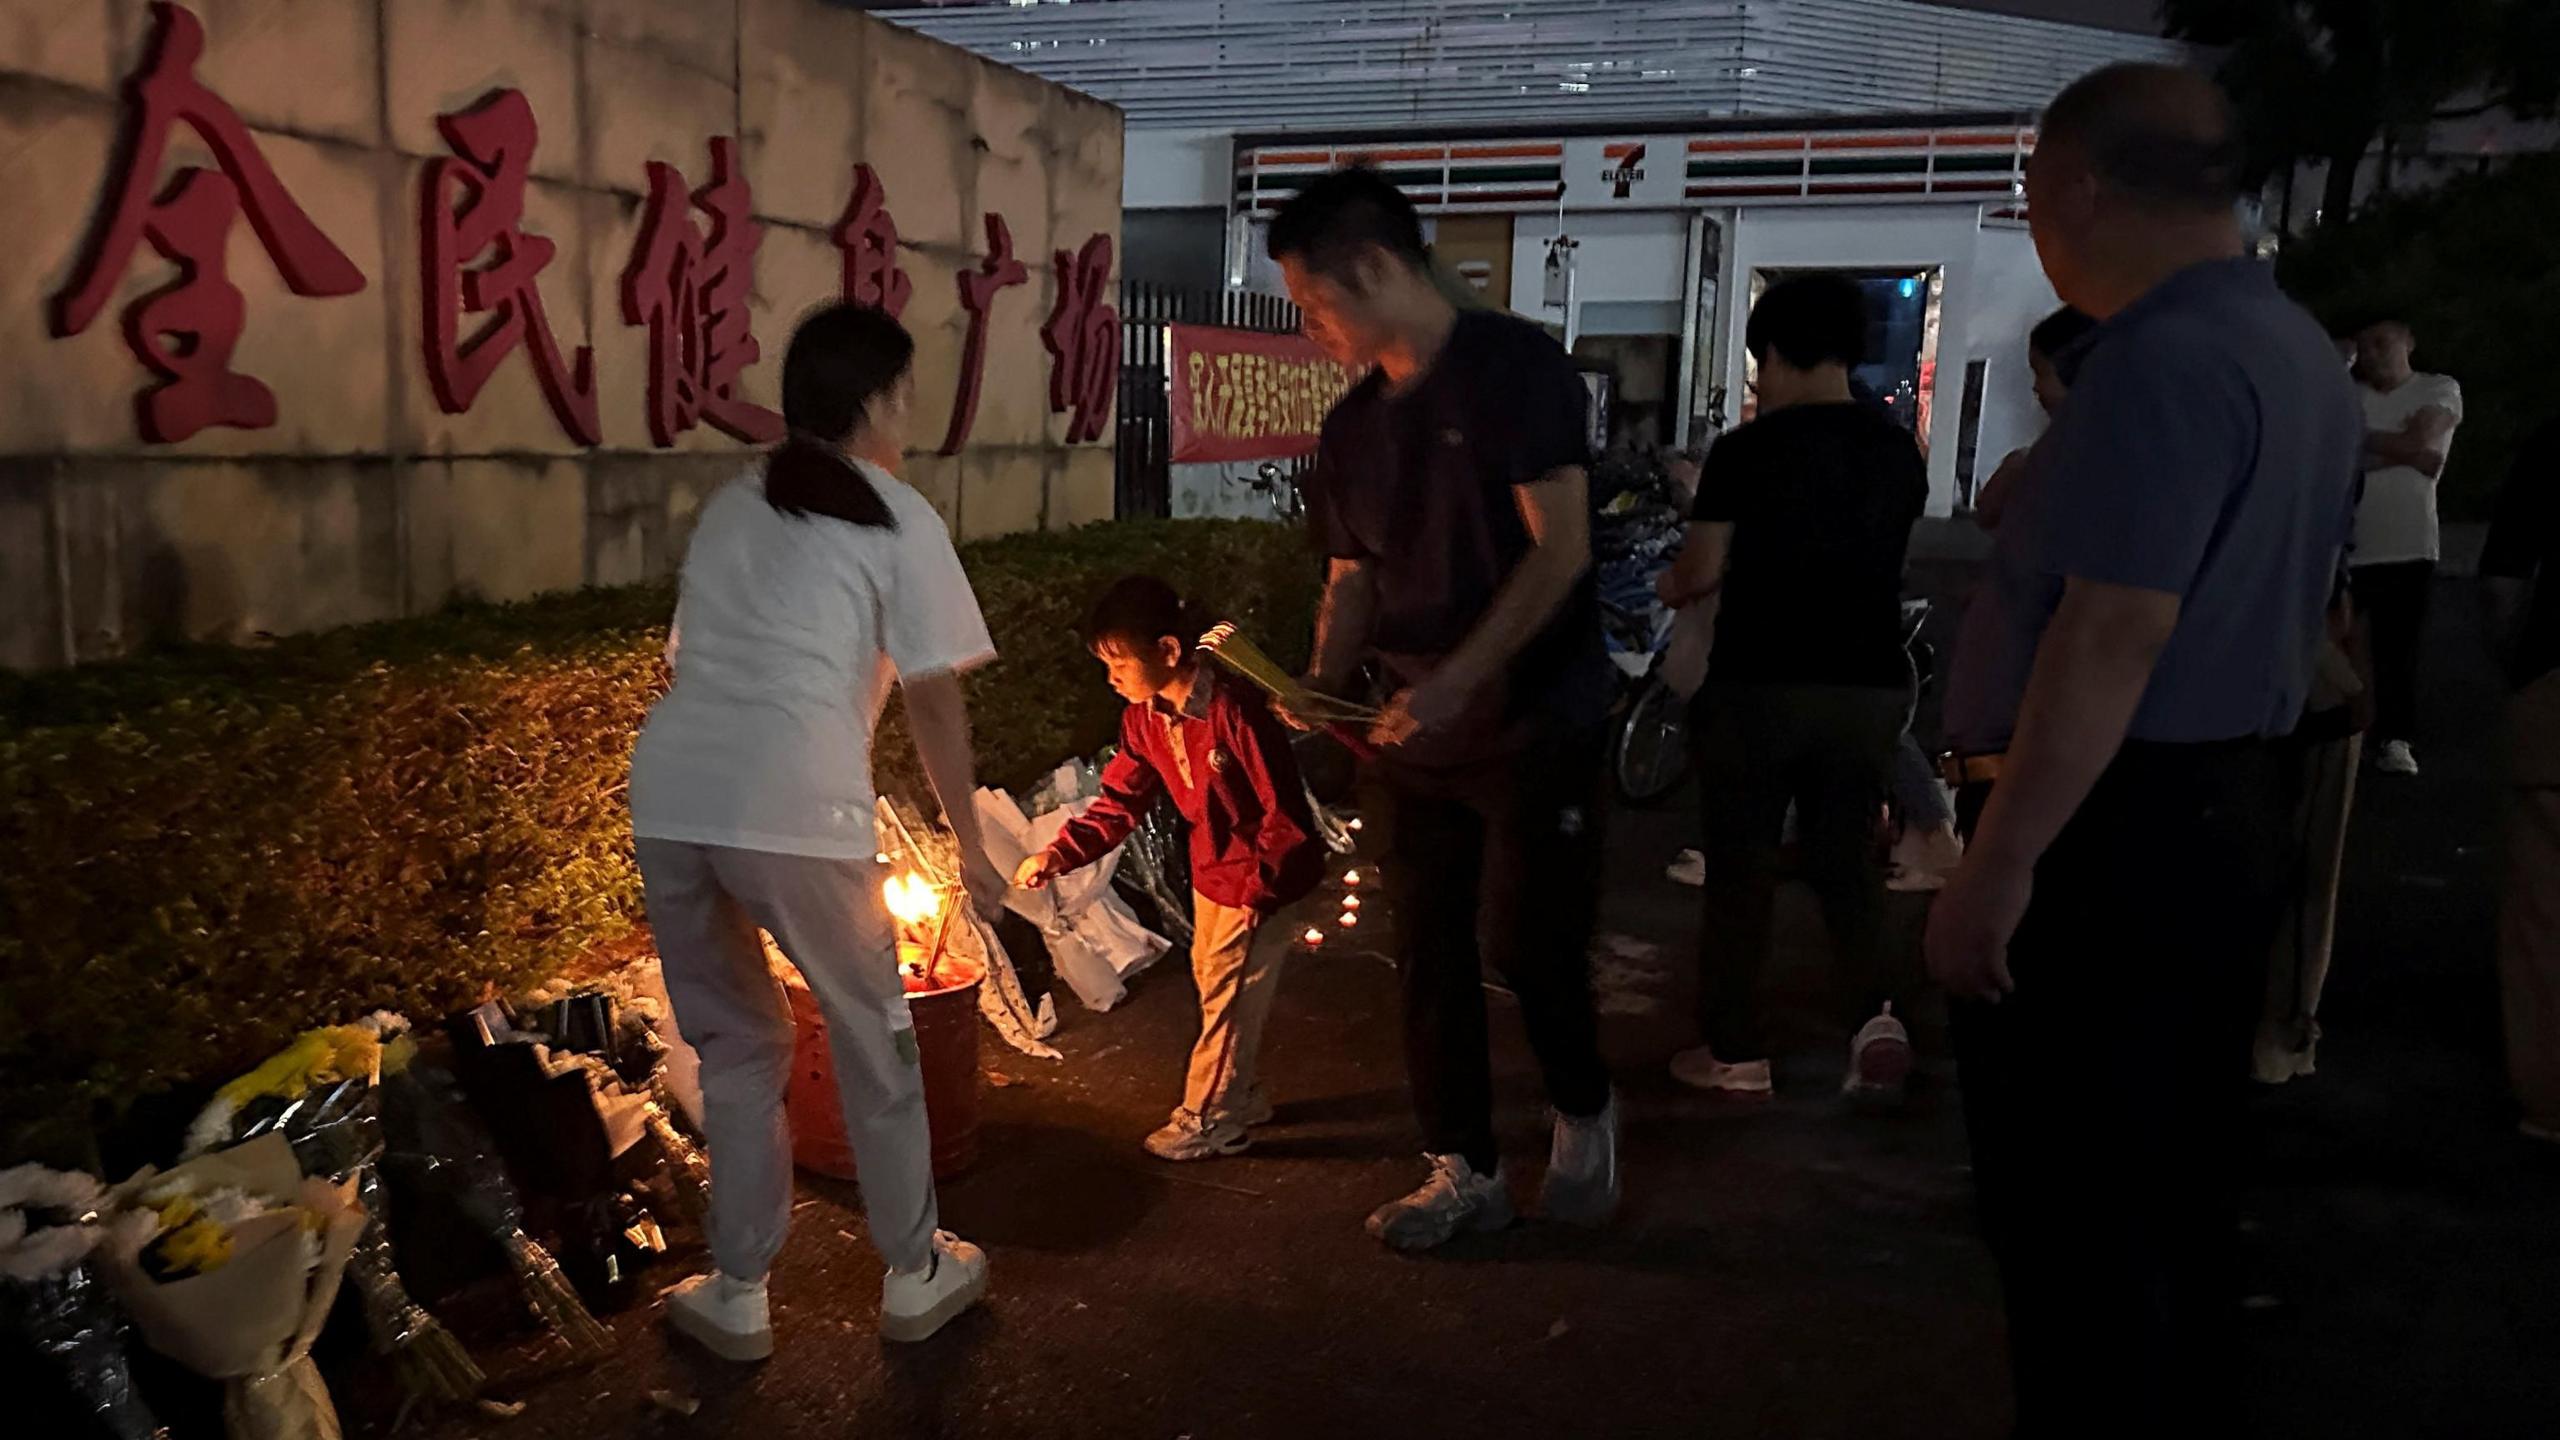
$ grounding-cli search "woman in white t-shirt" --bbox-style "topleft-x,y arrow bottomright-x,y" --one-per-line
630,303 -> 1006,1357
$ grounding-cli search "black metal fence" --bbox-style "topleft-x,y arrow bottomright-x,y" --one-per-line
1117,282 -> 1304,519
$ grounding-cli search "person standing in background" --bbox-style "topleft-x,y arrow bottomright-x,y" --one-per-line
2483,415 -> 2560,1143
1972,305 -> 2097,533
1927,66 -> 2360,1431
1657,274 -> 1930,1104
2348,319 -> 2463,777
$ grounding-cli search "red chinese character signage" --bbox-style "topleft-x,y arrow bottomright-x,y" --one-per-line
51,2 -> 366,443
939,214 -> 1029,456
419,89 -> 600,445
620,138 -> 782,446
1043,234 -> 1118,445
832,164 -> 912,319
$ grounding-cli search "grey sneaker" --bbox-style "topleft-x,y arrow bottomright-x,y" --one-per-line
1541,1097 -> 1621,1227
1145,1108 -> 1251,1161
1235,1083 -> 1276,1127
1365,1154 -> 1514,1251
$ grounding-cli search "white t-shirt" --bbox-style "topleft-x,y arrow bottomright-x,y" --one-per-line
2352,372 -> 2463,566
631,465 -> 994,858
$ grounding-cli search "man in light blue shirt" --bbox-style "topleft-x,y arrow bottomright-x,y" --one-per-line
1927,64 -> 2360,1434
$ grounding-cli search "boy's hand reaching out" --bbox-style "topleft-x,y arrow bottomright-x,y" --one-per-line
1013,852 -> 1064,891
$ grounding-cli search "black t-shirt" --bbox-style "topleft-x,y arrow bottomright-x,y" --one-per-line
1690,401 -> 1927,688
1307,309 -> 1609,765
2483,417 -> 2559,690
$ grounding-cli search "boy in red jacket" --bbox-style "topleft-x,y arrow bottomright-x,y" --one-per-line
1017,576 -> 1325,1160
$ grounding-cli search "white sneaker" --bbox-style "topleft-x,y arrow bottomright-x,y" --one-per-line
1669,1047 -> 1773,1096
1145,1108 -> 1251,1161
1843,1004 -> 1915,1102
661,1271 -> 772,1362
1365,1154 -> 1515,1251
879,1231 -> 989,1343
1665,849 -> 1706,887
1540,1097 -> 1621,1227
2376,741 -> 2420,776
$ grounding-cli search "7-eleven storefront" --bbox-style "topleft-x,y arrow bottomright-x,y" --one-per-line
1227,116 -> 2061,517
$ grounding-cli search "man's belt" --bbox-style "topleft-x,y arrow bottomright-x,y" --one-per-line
1939,752 -> 2004,787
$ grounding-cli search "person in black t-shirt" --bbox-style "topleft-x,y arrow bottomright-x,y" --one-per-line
1272,167 -> 1618,1251
1655,273 -> 1928,1104
2484,416 -> 2560,1141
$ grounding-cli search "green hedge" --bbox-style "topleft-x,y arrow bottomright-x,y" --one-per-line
0,518 -> 1317,1117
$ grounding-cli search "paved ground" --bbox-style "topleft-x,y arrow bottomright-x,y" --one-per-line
396,578 -> 2558,1440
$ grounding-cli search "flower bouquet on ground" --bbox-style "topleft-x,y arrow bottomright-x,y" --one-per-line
440,1003 -> 676,1313
183,1015 -> 485,1410
1,1164 -> 168,1440
375,1063 -> 612,1361
100,1133 -> 364,1440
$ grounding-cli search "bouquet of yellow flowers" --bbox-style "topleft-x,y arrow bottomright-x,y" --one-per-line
183,1015 -> 485,1410
102,1133 -> 364,1440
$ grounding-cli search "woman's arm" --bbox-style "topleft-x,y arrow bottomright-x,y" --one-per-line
900,670 -> 1007,917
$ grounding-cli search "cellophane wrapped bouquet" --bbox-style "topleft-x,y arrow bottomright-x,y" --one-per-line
182,1014 -> 485,1409
100,1133 -> 364,1440
1,1163 -> 167,1440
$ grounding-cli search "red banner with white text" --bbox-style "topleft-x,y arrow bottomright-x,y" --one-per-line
1165,324 -> 1356,464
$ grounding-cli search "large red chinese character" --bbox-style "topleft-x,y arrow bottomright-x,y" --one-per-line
51,2 -> 366,443
619,138 -> 781,447
420,89 -> 600,446
938,213 -> 1029,456
831,164 -> 912,319
1042,233 -> 1119,445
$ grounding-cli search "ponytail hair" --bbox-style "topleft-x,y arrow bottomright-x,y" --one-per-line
763,302 -> 914,529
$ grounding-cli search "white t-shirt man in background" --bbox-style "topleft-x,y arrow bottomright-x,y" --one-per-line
2349,319 -> 2463,776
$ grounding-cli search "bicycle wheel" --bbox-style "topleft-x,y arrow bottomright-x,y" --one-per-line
1613,677 -> 1692,806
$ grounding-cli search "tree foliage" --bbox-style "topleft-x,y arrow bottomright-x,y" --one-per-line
2163,0 -> 2560,224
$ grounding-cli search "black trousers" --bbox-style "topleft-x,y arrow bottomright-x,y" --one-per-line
1365,727 -> 1614,1175
1691,682 -> 1908,1062
2351,559 -> 2435,745
1951,741 -> 2290,1437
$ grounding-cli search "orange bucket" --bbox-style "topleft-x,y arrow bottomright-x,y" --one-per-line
784,955 -> 983,1181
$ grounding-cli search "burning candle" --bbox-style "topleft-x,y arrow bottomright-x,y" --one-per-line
1302,927 -> 1325,945
1343,869 -> 1362,887
1338,911 -> 1359,928
1343,894 -> 1362,910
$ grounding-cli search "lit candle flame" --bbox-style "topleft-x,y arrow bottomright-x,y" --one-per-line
1343,894 -> 1362,910
1343,870 -> 1362,887
1338,911 -> 1359,928
1302,927 -> 1325,945
883,871 -> 941,927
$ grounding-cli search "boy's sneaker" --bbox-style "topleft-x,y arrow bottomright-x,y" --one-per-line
2376,741 -> 2420,776
1365,1154 -> 1514,1252
661,1271 -> 772,1362
1235,1082 -> 1276,1127
1541,1097 -> 1621,1228
1669,1047 -> 1774,1096
1145,1107 -> 1251,1161
880,1232 -> 989,1343
1843,1004 -> 1915,1103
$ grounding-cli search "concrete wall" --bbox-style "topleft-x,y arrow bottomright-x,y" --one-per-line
0,0 -> 1123,668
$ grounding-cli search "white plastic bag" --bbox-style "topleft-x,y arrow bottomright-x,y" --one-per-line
974,787 -> 1169,1012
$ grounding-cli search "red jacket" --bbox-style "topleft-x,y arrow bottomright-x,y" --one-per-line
1045,673 -> 1325,914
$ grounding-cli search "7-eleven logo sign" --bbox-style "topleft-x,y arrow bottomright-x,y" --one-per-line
1604,142 -> 1648,199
